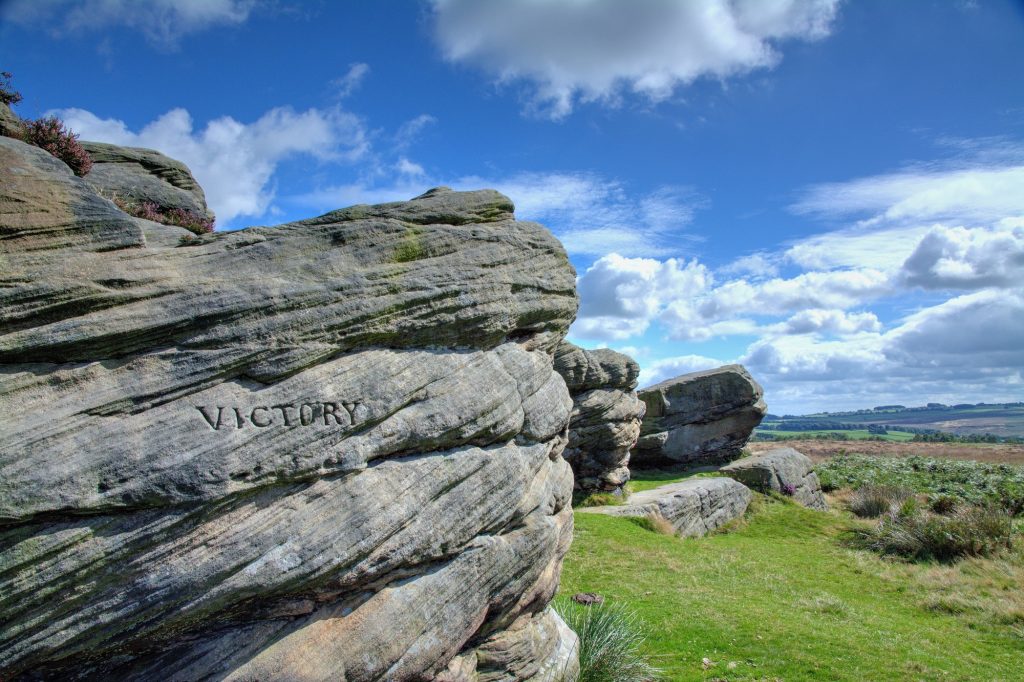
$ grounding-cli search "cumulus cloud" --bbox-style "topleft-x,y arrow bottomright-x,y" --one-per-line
638,354 -> 727,388
431,0 -> 840,118
2,0 -> 255,47
900,222 -> 1024,290
573,254 -> 712,339
779,308 -> 881,334
54,106 -> 369,225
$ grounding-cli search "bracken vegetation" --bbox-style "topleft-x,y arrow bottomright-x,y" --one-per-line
818,453 -> 1024,515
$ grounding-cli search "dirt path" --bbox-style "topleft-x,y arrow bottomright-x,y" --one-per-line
747,439 -> 1024,465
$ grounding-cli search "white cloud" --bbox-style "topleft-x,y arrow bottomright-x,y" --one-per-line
638,354 -> 727,389
395,114 -> 438,149
900,222 -> 1024,290
1,0 -> 256,47
396,158 -> 426,177
431,0 -> 840,118
54,106 -> 369,225
794,165 -> 1024,225
333,63 -> 370,98
573,254 -> 712,340
779,308 -> 881,335
457,174 -> 705,257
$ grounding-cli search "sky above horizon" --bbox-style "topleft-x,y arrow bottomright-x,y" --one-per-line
2,0 -> 1023,414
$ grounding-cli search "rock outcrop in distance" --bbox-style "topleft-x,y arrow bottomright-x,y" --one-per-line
0,133 -> 581,681
82,140 -> 216,223
582,477 -> 752,537
632,365 -> 766,468
722,447 -> 829,510
553,341 -> 645,495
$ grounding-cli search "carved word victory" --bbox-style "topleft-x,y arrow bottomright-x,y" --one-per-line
195,401 -> 363,430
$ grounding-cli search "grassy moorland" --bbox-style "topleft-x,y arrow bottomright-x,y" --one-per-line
754,428 -> 917,442
560,496 -> 1023,681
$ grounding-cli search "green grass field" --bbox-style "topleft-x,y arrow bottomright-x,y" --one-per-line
755,428 -> 917,442
559,496 -> 1024,681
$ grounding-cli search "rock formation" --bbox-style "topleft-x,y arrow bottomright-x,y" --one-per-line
582,477 -> 752,537
722,447 -> 829,510
632,365 -> 766,468
553,341 -> 645,495
0,133 -> 580,680
82,140 -> 215,222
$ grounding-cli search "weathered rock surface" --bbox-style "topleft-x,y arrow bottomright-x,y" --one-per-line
553,342 -> 645,494
0,133 -> 580,680
632,365 -> 766,468
721,447 -> 829,510
81,140 -> 214,222
582,477 -> 752,537
0,102 -> 23,138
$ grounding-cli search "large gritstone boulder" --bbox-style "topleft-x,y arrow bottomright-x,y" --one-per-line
553,342 -> 645,495
722,447 -> 829,510
82,140 -> 215,223
581,477 -> 752,538
632,365 -> 766,468
0,133 -> 580,680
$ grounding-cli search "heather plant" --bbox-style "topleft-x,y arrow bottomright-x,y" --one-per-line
1,71 -> 22,106
21,116 -> 92,176
112,196 -> 214,235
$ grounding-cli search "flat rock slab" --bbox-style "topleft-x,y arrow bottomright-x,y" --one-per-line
721,447 -> 828,510
581,477 -> 752,538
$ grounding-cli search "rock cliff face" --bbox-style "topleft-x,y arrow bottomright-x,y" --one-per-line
553,342 -> 645,494
82,140 -> 215,222
632,365 -> 766,468
0,135 -> 580,680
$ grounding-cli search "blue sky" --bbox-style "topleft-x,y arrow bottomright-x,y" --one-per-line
3,0 -> 1023,414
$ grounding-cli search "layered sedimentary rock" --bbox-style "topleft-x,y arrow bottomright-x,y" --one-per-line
0,134 -> 580,680
632,365 -> 766,468
722,447 -> 829,510
583,477 -> 752,537
553,342 -> 645,494
82,140 -> 215,222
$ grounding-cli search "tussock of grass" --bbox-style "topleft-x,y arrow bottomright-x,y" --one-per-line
848,484 -> 913,518
851,502 -> 1014,562
627,513 -> 676,536
574,491 -> 625,508
553,600 -> 660,682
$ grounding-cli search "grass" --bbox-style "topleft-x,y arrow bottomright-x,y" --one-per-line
560,495 -> 1024,681
756,428 -> 917,442
553,600 -> 661,681
627,468 -> 723,494
818,454 -> 1024,514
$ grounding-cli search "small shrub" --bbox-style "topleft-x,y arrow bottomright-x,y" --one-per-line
853,504 -> 1014,562
0,71 -> 22,106
21,116 -> 92,176
112,196 -> 214,235
849,484 -> 913,518
554,601 -> 660,682
929,494 -> 960,515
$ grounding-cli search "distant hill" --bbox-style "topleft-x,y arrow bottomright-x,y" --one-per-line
760,402 -> 1024,440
